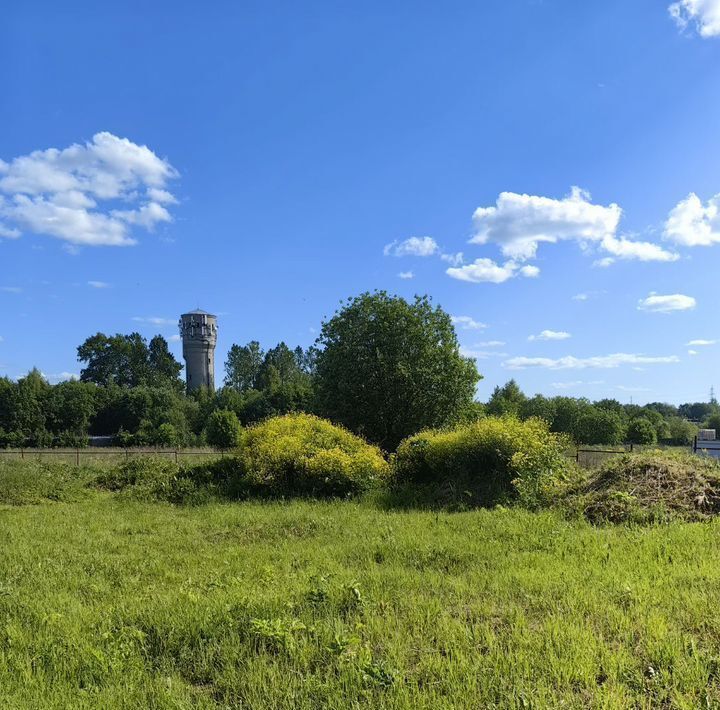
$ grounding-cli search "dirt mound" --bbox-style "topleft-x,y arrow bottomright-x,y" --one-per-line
578,451 -> 720,524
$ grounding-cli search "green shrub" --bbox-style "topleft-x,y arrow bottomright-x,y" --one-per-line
626,418 -> 657,445
574,450 -> 720,524
394,416 -> 574,508
239,413 -> 389,497
205,409 -> 242,449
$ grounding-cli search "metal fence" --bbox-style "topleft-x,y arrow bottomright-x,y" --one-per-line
0,447 -> 225,466
574,446 -> 634,469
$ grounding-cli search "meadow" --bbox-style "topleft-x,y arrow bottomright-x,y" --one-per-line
2,488 -> 720,708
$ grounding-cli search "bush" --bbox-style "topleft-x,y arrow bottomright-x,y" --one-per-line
239,413 -> 390,497
574,408 -> 625,446
574,451 -> 720,524
626,418 -> 657,445
205,410 -> 242,449
394,416 -> 575,508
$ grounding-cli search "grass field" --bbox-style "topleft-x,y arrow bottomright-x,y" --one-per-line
2,493 -> 720,708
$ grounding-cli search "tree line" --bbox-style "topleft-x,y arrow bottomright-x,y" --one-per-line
485,380 -> 708,446
0,291 -> 712,450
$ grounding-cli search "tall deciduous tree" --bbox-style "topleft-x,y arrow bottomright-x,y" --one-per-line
314,292 -> 481,450
77,333 -> 182,390
224,341 -> 264,392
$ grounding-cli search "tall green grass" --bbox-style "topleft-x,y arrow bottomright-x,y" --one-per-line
1,493 -> 720,707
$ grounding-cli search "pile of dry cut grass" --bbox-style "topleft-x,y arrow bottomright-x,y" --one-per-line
578,450 -> 720,524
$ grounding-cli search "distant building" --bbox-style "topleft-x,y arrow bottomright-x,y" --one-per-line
179,309 -> 217,393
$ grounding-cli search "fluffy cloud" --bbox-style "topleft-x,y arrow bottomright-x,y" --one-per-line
669,0 -> 720,37
600,235 -> 678,263
132,316 -> 176,326
398,271 -> 414,279
446,258 -> 540,284
0,132 -> 178,247
504,353 -> 680,370
637,293 -> 696,313
664,193 -> 720,246
451,315 -> 486,330
528,330 -> 571,341
460,347 -> 509,360
688,349 -> 699,355
384,236 -> 438,257
87,280 -> 110,288
469,187 -> 675,266
471,187 -> 621,260
687,339 -> 716,345
476,340 -> 506,347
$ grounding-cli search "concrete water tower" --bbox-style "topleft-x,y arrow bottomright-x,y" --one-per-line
179,309 -> 218,393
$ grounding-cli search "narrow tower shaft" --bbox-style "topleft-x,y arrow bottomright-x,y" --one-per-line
179,310 -> 218,393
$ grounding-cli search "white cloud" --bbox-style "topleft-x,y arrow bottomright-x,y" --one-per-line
398,271 -> 414,280
384,236 -> 438,257
637,293 -> 696,313
572,293 -> 589,301
169,334 -> 181,342
504,353 -> 680,370
471,187 -> 621,260
451,315 -> 486,330
687,339 -> 716,346
688,349 -> 699,356
476,340 -> 505,347
0,223 -> 20,238
0,286 -> 22,293
0,132 -> 178,247
460,347 -> 508,360
88,280 -> 110,288
132,316 -> 176,326
446,258 -> 539,284
468,187 -> 674,268
42,371 -> 79,384
664,193 -> 720,246
552,380 -> 604,390
0,335 -> 4,342
519,264 -> 540,278
440,252 -> 464,266
669,0 -> 720,37
528,330 -> 571,341
600,234 -> 678,262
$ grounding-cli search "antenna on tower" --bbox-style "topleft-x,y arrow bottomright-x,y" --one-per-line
711,386 -> 717,406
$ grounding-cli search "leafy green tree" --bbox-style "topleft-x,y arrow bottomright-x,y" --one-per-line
486,380 -> 526,417
678,402 -> 716,422
77,332 -> 182,390
148,336 -> 183,391
626,418 -> 657,445
575,408 -> 625,446
224,341 -> 263,392
520,394 -> 555,422
665,416 -> 698,445
549,397 -> 591,442
314,292 -> 481,450
205,409 -> 242,448
47,380 -> 97,439
704,412 -> 720,437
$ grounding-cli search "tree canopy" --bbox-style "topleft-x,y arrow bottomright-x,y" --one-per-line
313,292 -> 481,450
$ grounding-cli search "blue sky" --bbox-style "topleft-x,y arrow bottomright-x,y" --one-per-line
2,0 -> 720,404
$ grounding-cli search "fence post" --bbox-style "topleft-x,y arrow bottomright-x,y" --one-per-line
575,448 -> 579,463
630,443 -> 634,453
20,449 -> 24,460
175,450 -> 178,464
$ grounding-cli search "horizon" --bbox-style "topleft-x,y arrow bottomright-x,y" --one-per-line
3,1 -> 720,406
